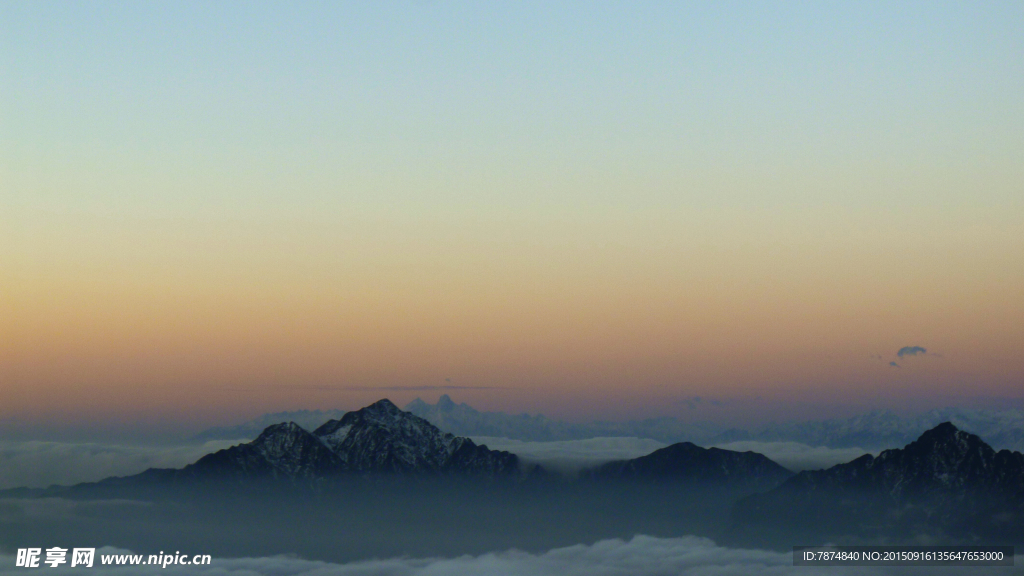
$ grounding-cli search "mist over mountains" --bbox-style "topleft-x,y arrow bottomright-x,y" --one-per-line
194,394 -> 1024,452
3,398 -> 1024,564
728,423 -> 1024,547
1,399 -> 790,561
155,399 -> 523,481
715,407 -> 1024,452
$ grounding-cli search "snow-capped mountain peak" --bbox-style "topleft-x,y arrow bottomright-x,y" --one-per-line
312,399 -> 517,474
184,399 -> 521,480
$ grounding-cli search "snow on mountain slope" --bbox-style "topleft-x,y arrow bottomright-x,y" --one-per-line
186,400 -> 520,479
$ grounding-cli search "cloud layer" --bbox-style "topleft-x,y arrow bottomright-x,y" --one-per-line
473,436 -> 870,473
1,537 -> 1009,576
708,441 -> 873,471
470,436 -> 667,475
0,435 -> 876,490
0,440 -> 240,490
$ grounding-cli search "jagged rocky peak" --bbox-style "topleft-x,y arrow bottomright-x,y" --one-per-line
909,421 -> 985,454
180,399 -> 521,480
185,421 -> 343,479
867,421 -> 1002,496
771,421 -> 1022,501
906,421 -> 994,463
314,398 -> 435,451
252,421 -> 305,447
361,397 -> 404,417
311,399 -> 520,475
726,421 -> 1024,546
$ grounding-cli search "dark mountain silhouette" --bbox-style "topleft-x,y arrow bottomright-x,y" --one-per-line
728,422 -> 1024,546
589,441 -> 792,491
63,400 -> 523,488
6,416 -> 1023,561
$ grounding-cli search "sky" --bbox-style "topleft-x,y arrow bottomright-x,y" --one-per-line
2,2 -> 1023,438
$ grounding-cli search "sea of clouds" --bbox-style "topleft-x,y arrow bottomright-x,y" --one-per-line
472,436 -> 871,474
0,536 -> 1009,576
0,440 -> 243,490
0,436 -> 874,490
470,436 -> 668,475
707,441 -> 874,472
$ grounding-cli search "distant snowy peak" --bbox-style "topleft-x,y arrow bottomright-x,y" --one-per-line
403,395 -> 726,444
403,396 -> 1024,451
722,408 -> 1024,451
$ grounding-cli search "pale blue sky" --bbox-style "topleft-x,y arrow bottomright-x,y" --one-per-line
2,2 -> 1023,429
4,1 -> 1022,215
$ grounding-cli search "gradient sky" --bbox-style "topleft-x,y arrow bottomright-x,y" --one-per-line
2,2 -> 1023,437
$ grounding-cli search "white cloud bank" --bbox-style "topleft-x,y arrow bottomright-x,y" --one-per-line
1,536 -> 1008,576
0,436 -> 873,490
0,440 -> 242,490
708,441 -> 874,471
470,436 -> 667,475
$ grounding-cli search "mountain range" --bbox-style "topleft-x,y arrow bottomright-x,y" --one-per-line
188,400 -> 1023,544
162,400 -> 791,486
117,400 -> 521,484
715,407 -> 1024,451
0,400 -> 796,562
6,400 -> 1024,553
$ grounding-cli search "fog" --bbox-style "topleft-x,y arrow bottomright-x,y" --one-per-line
0,437 -> 875,491
0,441 -> 244,490
0,477 -> 762,562
473,437 -> 872,474
3,465 -> 1019,569
471,436 -> 668,475
707,441 -> 874,472
0,537 -> 1012,576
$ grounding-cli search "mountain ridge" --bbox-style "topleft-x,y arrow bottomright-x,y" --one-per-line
728,421 -> 1024,545
589,440 -> 793,492
122,400 -> 523,484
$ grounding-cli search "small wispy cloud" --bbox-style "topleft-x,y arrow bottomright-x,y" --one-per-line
896,346 -> 927,358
